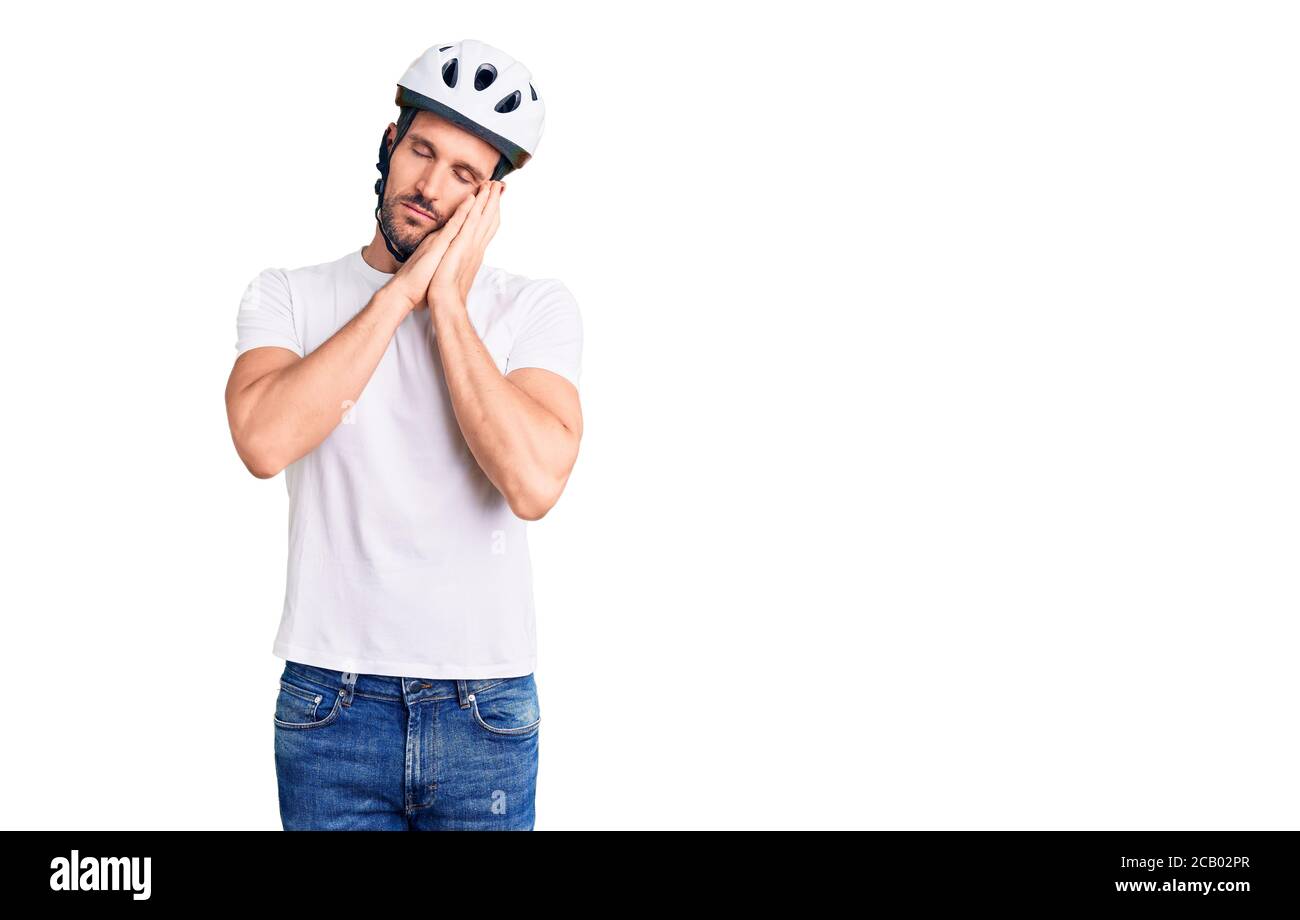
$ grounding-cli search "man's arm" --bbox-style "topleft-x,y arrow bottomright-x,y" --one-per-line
225,287 -> 411,478
430,299 -> 582,520
225,197 -> 477,478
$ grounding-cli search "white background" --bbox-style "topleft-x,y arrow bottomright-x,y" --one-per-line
1,1 -> 1296,829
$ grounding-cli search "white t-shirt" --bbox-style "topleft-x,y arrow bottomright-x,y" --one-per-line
234,246 -> 582,678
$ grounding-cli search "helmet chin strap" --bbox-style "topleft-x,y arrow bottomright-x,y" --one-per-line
374,110 -> 419,265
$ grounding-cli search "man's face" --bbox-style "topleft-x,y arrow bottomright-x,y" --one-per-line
378,110 -> 500,258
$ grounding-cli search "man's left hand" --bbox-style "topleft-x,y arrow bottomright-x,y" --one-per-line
426,179 -> 505,312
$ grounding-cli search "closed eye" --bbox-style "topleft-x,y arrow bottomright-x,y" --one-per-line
412,148 -> 473,184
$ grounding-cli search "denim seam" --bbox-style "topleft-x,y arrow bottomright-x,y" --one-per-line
352,689 -> 407,703
273,691 -> 343,730
469,696 -> 541,736
316,680 -> 512,705
281,669 -> 341,697
279,679 -> 322,706
284,670 -> 511,704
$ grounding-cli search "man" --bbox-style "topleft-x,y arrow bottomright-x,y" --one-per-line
224,39 -> 582,831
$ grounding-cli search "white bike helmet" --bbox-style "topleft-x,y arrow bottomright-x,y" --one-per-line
374,39 -> 546,262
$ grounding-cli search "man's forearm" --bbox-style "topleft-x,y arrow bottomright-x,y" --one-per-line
238,287 -> 411,474
431,299 -> 574,519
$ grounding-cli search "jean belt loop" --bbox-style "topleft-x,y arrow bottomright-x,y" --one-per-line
456,679 -> 471,709
341,671 -> 359,707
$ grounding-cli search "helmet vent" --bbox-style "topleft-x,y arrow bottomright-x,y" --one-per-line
441,58 -> 458,88
530,83 -> 538,101
495,90 -> 521,114
474,63 -> 497,91
438,45 -> 453,51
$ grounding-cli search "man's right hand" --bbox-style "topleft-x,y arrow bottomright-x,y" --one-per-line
385,192 -> 479,312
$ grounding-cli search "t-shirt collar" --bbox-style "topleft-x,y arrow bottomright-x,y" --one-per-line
352,245 -> 396,285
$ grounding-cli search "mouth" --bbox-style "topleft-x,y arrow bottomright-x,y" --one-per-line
402,203 -> 436,222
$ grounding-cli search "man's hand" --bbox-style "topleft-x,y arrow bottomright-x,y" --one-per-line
384,193 -> 478,312
427,179 -> 505,312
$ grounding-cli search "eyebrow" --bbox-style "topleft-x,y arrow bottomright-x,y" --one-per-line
405,132 -> 486,183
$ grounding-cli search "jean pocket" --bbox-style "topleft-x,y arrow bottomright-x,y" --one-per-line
273,672 -> 343,730
468,674 -> 540,737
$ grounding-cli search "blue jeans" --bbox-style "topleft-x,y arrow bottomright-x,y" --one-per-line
273,660 -> 540,830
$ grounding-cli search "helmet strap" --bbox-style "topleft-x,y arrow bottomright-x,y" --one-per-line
373,108 -> 420,264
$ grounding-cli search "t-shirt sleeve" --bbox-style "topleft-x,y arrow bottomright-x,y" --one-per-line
234,267 -> 304,358
506,279 -> 584,389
